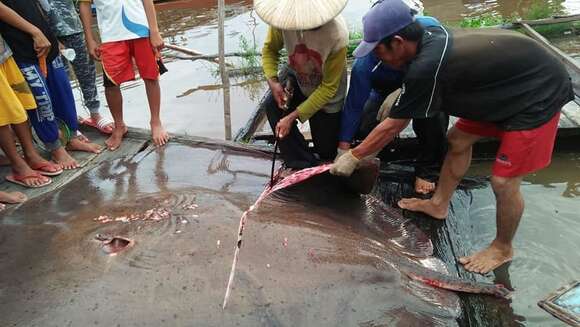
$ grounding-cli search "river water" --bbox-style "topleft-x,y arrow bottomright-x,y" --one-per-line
73,0 -> 580,139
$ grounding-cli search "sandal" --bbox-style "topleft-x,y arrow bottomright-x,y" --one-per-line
79,116 -> 114,134
5,172 -> 52,188
29,161 -> 63,176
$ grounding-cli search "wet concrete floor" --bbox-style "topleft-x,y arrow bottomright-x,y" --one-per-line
0,143 -> 465,326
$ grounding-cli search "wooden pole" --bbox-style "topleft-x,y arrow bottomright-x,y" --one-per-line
218,0 -> 232,140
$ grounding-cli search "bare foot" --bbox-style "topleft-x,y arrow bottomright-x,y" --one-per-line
10,162 -> 52,187
52,147 -> 79,170
0,190 -> 28,204
398,198 -> 448,219
67,137 -> 103,154
105,125 -> 128,151
151,122 -> 169,147
415,177 -> 436,194
459,242 -> 513,274
24,153 -> 62,175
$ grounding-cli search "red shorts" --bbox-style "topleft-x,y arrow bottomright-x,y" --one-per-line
100,37 -> 159,86
454,112 -> 561,177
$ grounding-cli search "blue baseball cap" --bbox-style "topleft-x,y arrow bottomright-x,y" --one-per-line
353,0 -> 415,58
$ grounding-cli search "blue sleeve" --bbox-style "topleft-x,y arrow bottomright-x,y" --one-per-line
339,55 -> 378,143
416,16 -> 441,28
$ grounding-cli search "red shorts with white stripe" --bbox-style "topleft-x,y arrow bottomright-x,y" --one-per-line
454,112 -> 561,177
100,37 -> 159,87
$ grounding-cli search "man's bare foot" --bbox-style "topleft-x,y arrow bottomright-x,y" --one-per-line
415,177 -> 436,194
67,137 -> 103,154
52,147 -> 79,170
459,241 -> 513,274
0,190 -> 28,204
151,122 -> 169,147
105,125 -> 128,151
398,198 -> 448,219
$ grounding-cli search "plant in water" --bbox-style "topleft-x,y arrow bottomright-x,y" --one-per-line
459,12 -> 506,28
522,0 -> 561,20
238,35 -> 261,77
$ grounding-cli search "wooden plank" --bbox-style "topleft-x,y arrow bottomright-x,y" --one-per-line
0,136 -> 149,206
217,0 -> 232,140
518,14 -> 580,26
562,101 -> 580,126
234,92 -> 268,143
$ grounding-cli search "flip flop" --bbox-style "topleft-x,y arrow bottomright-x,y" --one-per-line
79,116 -> 114,134
5,172 -> 52,188
29,161 -> 63,176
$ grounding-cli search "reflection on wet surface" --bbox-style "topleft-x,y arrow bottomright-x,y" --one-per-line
0,143 -> 467,326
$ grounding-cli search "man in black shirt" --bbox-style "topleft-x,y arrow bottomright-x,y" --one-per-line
332,0 -> 574,274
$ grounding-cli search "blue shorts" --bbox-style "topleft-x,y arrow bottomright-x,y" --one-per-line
17,56 -> 78,151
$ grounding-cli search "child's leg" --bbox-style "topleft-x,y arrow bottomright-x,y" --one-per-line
16,60 -> 79,169
131,38 -> 168,146
143,79 -> 168,146
12,121 -> 60,173
104,84 -> 126,150
0,59 -> 49,186
59,33 -> 101,118
0,125 -> 50,187
45,56 -> 102,154
100,41 -> 134,150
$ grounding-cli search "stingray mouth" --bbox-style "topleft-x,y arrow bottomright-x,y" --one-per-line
95,235 -> 134,255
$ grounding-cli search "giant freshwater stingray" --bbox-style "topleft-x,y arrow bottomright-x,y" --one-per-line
0,142 -> 506,326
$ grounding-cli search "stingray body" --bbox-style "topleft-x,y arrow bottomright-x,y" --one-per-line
0,143 -> 503,326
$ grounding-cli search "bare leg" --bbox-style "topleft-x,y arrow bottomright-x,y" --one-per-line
51,147 -> 79,170
144,79 -> 168,146
11,122 -> 59,172
399,127 -> 483,219
67,136 -> 103,153
460,176 -> 522,273
0,126 -> 51,186
104,85 -> 127,151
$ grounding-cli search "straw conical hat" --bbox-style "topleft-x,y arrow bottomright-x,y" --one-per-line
254,0 -> 348,30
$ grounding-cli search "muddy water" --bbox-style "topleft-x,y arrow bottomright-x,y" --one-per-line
466,153 -> 580,326
0,143 -> 465,326
73,0 -> 579,139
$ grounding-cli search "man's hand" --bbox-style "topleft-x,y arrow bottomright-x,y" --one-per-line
275,110 -> 298,139
150,31 -> 164,56
335,142 -> 350,160
31,29 -> 51,58
330,150 -> 360,177
267,78 -> 287,109
86,38 -> 101,61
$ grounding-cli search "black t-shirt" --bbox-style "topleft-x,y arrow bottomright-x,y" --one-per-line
389,26 -> 574,130
0,0 -> 59,64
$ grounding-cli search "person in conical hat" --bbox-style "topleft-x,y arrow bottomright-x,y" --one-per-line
256,0 -> 349,169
